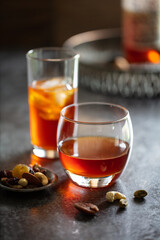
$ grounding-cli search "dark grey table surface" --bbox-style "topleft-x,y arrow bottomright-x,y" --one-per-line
0,50 -> 160,240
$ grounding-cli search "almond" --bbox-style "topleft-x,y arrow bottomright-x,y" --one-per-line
22,173 -> 42,187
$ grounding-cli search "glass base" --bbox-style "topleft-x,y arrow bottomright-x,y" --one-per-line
65,170 -> 115,188
32,145 -> 58,159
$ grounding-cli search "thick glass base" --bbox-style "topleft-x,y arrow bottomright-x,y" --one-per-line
32,145 -> 58,159
65,170 -> 115,188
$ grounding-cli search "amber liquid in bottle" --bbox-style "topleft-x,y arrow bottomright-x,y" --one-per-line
122,0 -> 160,63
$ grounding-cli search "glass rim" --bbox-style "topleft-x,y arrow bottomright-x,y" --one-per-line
61,102 -> 130,125
26,47 -> 80,62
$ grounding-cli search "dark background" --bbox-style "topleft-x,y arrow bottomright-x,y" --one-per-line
0,0 -> 121,49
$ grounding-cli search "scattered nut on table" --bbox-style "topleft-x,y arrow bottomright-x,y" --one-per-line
134,190 -> 148,199
106,191 -> 126,202
74,202 -> 99,215
119,199 -> 128,208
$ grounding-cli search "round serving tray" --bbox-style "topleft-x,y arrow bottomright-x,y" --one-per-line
64,28 -> 160,98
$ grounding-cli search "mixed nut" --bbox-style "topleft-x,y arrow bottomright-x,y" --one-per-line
134,190 -> 148,199
74,189 -> 148,215
0,163 -> 148,216
105,191 -> 128,208
0,163 -> 51,189
74,202 -> 99,215
105,191 -> 126,203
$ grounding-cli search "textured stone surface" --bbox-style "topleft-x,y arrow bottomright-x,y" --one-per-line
0,50 -> 160,240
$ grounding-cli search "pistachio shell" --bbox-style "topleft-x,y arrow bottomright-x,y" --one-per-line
134,190 -> 148,198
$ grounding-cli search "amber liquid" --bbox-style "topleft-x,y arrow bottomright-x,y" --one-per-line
122,9 -> 160,63
28,78 -> 77,150
58,136 -> 130,178
124,46 -> 160,64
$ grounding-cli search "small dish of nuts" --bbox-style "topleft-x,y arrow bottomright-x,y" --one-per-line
0,163 -> 58,192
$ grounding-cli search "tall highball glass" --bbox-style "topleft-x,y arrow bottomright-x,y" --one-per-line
26,48 -> 79,159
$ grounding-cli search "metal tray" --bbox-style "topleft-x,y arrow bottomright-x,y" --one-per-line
64,28 -> 160,98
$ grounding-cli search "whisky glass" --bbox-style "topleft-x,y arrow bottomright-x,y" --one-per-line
26,48 -> 79,159
57,102 -> 133,188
